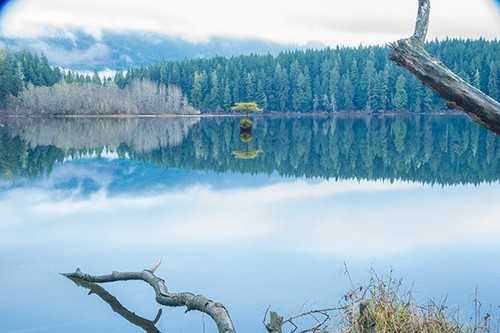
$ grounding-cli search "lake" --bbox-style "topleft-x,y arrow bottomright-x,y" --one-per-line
1,114 -> 499,333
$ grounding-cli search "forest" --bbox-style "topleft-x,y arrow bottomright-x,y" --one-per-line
0,39 -> 498,114
123,39 -> 499,113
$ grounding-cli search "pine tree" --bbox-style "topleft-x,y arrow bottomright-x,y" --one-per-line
472,69 -> 481,89
274,63 -> 289,111
343,75 -> 354,111
361,51 -> 376,111
255,79 -> 267,110
222,79 -> 232,111
488,62 -> 498,101
328,64 -> 340,112
191,71 -> 205,107
393,75 -> 408,110
208,70 -> 220,110
422,87 -> 434,112
293,71 -> 307,111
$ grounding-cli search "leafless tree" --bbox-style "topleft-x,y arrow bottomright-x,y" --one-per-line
8,80 -> 199,115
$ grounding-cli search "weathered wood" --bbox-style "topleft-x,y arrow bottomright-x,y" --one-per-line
67,276 -> 163,333
390,0 -> 500,134
62,264 -> 236,333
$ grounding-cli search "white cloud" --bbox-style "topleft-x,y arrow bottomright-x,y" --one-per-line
1,0 -> 498,46
1,177 -> 499,259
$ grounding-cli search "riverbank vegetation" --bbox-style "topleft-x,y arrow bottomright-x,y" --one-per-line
62,263 -> 498,333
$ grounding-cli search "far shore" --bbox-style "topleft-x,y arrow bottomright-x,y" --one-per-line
0,110 -> 468,120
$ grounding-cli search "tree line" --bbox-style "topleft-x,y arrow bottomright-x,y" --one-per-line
121,39 -> 499,113
1,39 -> 498,113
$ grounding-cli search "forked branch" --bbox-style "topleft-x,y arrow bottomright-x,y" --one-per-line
62,263 -> 236,333
66,275 -> 163,333
390,0 -> 500,134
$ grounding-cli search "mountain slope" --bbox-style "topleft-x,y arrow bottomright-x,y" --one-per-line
0,29 -> 303,70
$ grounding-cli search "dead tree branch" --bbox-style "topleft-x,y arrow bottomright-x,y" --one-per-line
62,263 -> 236,333
390,0 -> 500,134
66,275 -> 163,333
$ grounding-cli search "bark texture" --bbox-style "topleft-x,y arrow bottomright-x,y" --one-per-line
390,0 -> 500,134
62,263 -> 236,333
67,275 -> 163,333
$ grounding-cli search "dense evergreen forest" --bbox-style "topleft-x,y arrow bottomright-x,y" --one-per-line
1,116 -> 499,185
0,39 -> 498,113
122,39 -> 500,113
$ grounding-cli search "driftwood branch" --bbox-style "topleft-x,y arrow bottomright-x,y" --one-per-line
66,275 -> 163,333
390,0 -> 500,134
62,264 -> 236,333
264,305 -> 346,333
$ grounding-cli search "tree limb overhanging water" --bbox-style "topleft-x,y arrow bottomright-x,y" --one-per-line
66,275 -> 163,333
63,262 -> 237,333
390,0 -> 500,134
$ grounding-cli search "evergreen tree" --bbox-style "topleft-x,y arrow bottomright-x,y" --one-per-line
222,79 -> 232,111
472,69 -> 481,89
488,62 -> 498,101
393,75 -> 408,110
274,63 -> 289,111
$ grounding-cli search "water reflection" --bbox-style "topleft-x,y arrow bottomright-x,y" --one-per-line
1,115 -> 499,184
0,115 -> 499,333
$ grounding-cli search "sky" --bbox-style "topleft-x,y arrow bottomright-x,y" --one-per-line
0,0 -> 499,46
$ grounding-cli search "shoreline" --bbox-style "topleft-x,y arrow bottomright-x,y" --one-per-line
0,110 -> 468,120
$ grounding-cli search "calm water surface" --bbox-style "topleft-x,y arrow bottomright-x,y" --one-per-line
1,115 -> 499,333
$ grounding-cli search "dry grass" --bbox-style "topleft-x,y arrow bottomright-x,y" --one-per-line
337,275 -> 496,333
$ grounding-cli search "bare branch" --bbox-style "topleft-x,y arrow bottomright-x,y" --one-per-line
149,259 -> 162,273
412,0 -> 430,43
66,275 -> 163,333
62,265 -> 235,333
390,0 -> 500,134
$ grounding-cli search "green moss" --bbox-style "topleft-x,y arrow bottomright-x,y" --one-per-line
231,102 -> 263,113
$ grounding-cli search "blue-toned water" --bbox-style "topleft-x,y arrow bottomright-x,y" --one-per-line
1,115 -> 499,333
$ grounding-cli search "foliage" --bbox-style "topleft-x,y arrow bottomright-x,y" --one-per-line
231,102 -> 263,113
123,39 -> 500,113
1,40 -> 498,114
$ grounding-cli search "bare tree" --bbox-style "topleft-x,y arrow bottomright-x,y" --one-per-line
390,0 -> 500,134
8,80 -> 199,116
